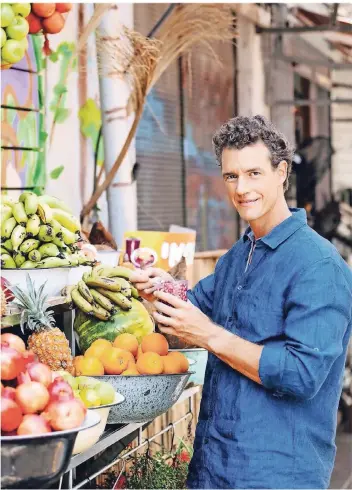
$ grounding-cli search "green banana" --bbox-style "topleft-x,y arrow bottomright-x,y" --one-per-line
1,217 -> 17,240
61,226 -> 77,245
91,303 -> 111,321
19,191 -> 35,203
52,234 -> 66,248
1,196 -> 15,208
38,243 -> 61,258
12,202 -> 28,225
38,195 -> 72,214
1,254 -> 16,268
38,224 -> 55,242
51,209 -> 80,234
37,203 -> 53,224
36,257 -> 71,268
82,272 -> 91,282
1,205 -> 13,222
90,288 -> 116,313
84,276 -> 123,292
26,214 -> 40,237
120,286 -> 132,298
66,254 -> 79,266
77,253 -> 94,266
96,265 -> 133,280
2,239 -> 13,252
0,247 -> 9,254
13,251 -> 26,267
61,285 -> 75,303
78,280 -> 94,304
71,287 -> 93,314
24,193 -> 38,216
20,260 -> 37,269
50,219 -> 63,237
96,288 -> 132,310
20,238 -> 40,254
131,285 -> 140,299
11,225 -> 26,251
28,249 -> 41,262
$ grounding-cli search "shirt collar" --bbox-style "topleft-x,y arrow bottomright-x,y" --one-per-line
243,208 -> 307,249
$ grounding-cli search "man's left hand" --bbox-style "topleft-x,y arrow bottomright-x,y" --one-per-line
153,291 -> 215,348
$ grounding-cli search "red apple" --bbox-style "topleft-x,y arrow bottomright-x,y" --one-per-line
55,3 -> 72,13
47,376 -> 73,402
17,370 -> 31,385
1,333 -> 26,353
26,362 -> 52,387
1,397 -> 23,432
26,12 -> 42,34
17,414 -> 51,435
43,398 -> 86,431
2,386 -> 16,401
15,382 -> 49,414
1,345 -> 25,380
42,11 -> 64,34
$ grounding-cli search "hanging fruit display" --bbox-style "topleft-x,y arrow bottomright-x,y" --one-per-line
27,3 -> 72,35
1,3 -> 30,67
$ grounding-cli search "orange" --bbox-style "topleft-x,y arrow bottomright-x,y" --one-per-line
84,339 -> 113,361
168,352 -> 189,373
113,333 -> 139,358
102,347 -> 133,375
141,333 -> 169,356
136,345 -> 143,360
76,356 -> 104,376
162,354 -> 183,374
122,366 -> 140,376
136,352 -> 164,375
73,356 -> 85,375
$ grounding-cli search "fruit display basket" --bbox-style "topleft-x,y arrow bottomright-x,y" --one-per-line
92,372 -> 193,424
1,410 -> 100,490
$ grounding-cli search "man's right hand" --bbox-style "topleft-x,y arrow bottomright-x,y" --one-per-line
129,267 -> 173,302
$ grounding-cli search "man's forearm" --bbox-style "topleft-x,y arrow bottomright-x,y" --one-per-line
205,321 -> 264,384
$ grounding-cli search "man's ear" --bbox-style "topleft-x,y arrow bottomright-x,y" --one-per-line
277,160 -> 288,185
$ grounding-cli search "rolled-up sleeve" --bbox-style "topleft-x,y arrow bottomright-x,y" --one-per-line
187,273 -> 215,317
259,258 -> 352,400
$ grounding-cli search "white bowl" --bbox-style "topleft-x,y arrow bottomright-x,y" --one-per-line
95,250 -> 121,267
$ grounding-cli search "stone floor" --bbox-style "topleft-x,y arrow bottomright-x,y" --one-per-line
330,432 -> 352,489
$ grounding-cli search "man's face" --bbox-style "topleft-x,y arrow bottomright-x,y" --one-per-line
221,141 -> 287,223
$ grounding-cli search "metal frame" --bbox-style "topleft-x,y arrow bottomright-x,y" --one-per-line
273,98 -> 352,106
256,24 -> 352,34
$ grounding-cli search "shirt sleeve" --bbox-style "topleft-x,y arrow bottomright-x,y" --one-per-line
259,257 -> 352,400
187,273 -> 215,317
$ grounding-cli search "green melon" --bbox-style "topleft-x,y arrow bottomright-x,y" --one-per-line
74,298 -> 154,353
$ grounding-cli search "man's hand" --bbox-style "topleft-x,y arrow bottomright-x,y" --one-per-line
152,290 -> 217,348
129,267 -> 173,302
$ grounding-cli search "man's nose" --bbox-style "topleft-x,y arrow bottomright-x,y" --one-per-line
236,176 -> 249,195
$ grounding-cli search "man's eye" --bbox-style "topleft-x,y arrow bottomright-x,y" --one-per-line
250,171 -> 260,177
226,174 -> 237,181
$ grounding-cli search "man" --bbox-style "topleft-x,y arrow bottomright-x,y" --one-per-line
130,115 -> 352,489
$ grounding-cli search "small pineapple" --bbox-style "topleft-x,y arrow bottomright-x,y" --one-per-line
10,274 -> 75,374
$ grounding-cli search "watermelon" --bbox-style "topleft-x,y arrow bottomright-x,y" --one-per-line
74,298 -> 154,353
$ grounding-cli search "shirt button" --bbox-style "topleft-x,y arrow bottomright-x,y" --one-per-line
237,285 -> 242,291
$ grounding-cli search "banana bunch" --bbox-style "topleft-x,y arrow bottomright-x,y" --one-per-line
68,265 -> 141,320
1,192 -> 93,269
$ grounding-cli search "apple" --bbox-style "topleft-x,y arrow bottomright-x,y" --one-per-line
12,3 -> 31,18
18,35 -> 28,52
55,3 -> 72,14
6,15 -> 29,40
94,382 -> 115,405
1,4 -> 15,28
26,12 -> 41,34
1,28 -> 6,47
80,388 -> 101,408
1,39 -> 25,63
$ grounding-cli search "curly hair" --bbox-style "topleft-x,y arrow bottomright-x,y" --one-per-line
212,115 -> 295,191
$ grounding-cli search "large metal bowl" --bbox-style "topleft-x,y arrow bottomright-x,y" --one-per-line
1,411 -> 100,489
170,348 -> 208,385
93,372 -> 192,424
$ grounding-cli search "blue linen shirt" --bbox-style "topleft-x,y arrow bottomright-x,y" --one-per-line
186,208 -> 352,489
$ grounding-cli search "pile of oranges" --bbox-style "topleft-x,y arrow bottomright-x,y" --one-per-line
74,333 -> 189,377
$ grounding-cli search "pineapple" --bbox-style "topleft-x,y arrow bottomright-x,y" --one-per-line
10,275 -> 75,374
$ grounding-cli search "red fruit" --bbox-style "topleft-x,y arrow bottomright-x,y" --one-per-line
1,398 -> 23,432
55,3 -> 72,13
32,3 -> 56,18
1,277 -> 14,302
26,362 -> 52,388
1,333 -> 26,353
2,386 -> 16,401
15,382 -> 49,414
178,450 -> 191,462
42,12 -> 65,34
17,414 -> 51,435
17,370 -> 31,385
26,12 -> 42,33
22,350 -> 38,367
1,345 -> 25,381
43,399 -> 85,431
47,377 -> 73,402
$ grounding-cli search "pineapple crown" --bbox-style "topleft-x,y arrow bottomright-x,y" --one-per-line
9,274 -> 55,334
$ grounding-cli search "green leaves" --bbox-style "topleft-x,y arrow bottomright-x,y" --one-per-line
79,98 -> 104,167
54,108 -> 70,124
50,166 -> 64,180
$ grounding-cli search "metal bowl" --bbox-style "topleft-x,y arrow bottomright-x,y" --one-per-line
170,348 -> 208,385
93,372 -> 192,424
1,411 -> 100,489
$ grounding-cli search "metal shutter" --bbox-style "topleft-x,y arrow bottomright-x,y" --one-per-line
134,5 -> 184,231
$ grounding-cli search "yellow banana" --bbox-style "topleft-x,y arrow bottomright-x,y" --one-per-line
51,209 -> 80,234
19,239 -> 40,254
20,260 -> 37,269
61,285 -> 75,303
90,288 -> 116,313
50,219 -> 62,237
131,285 -> 140,299
38,225 -> 55,242
28,249 -> 41,262
85,276 -> 123,292
38,243 -> 61,258
26,214 -> 40,237
61,226 -> 78,245
1,205 -> 13,222
78,280 -> 94,304
2,239 -> 13,252
1,254 -> 16,269
96,265 -> 133,280
24,193 -> 38,216
36,257 -> 71,268
11,225 -> 26,251
96,288 -> 132,310
12,202 -> 28,225
19,191 -> 35,203
13,251 -> 26,267
38,195 -> 72,214
37,203 -> 53,224
1,217 -> 17,239
71,288 -> 93,314
66,254 -> 79,266
91,303 -> 111,321
1,196 -> 15,208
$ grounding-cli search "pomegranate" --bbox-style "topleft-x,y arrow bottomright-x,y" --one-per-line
17,414 -> 51,435
27,362 -> 52,388
1,398 -> 23,432
43,398 -> 86,431
48,377 -> 73,402
15,382 -> 49,414
1,277 -> 14,302
1,345 -> 25,381
26,12 -> 42,34
55,3 -> 72,13
2,386 -> 16,401
1,333 -> 26,353
22,350 -> 38,367
32,3 -> 56,18
17,370 -> 31,385
42,12 -> 65,34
